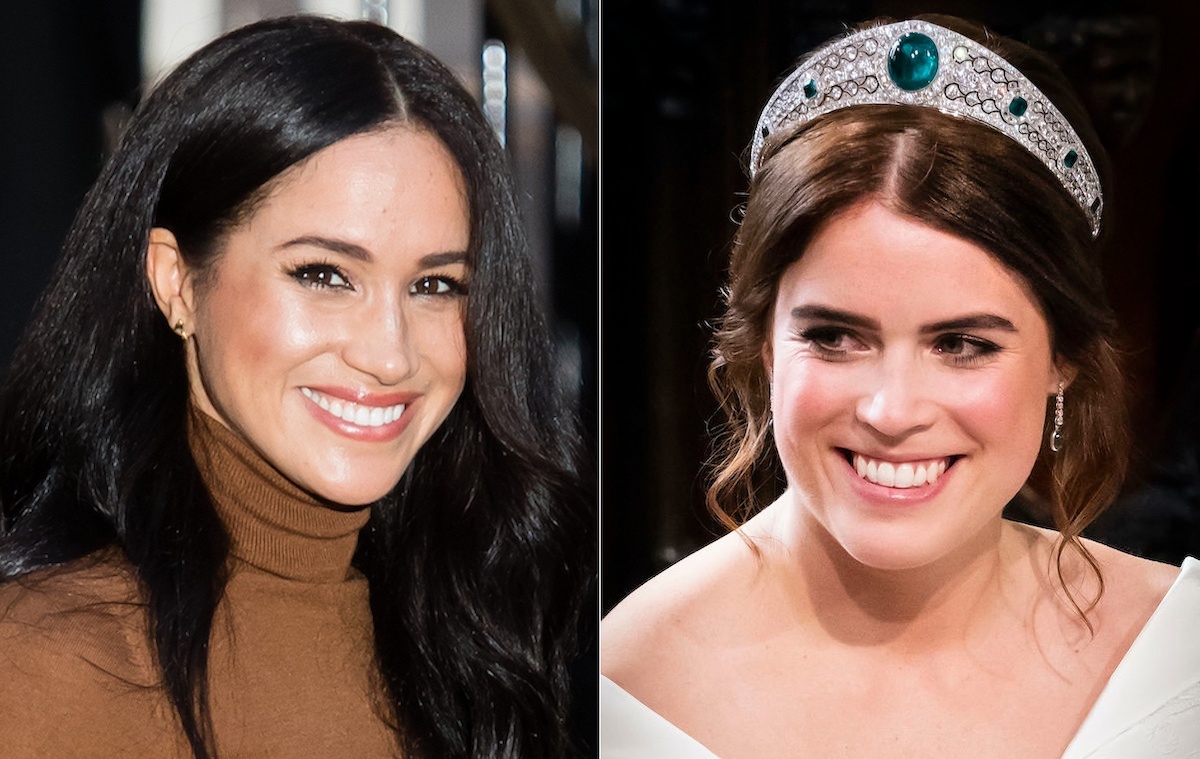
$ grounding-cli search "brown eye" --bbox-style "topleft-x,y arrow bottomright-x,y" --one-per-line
290,264 -> 351,289
797,326 -> 868,358
932,334 -> 1001,366
410,276 -> 466,296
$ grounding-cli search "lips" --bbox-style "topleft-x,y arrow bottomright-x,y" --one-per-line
300,387 -> 406,428
850,452 -> 955,489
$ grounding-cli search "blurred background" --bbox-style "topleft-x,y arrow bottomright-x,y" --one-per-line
0,0 -> 597,753
602,0 -> 1200,614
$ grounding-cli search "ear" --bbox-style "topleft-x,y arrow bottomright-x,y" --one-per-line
1049,359 -> 1078,395
145,227 -> 196,335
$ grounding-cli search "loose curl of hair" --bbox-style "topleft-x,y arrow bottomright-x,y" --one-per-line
0,15 -> 593,759
707,14 -> 1127,620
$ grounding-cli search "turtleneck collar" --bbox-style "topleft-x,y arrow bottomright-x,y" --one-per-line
188,407 -> 371,583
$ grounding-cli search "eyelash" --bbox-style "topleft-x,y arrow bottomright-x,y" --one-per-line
287,263 -> 469,297
796,327 -> 1001,366
932,334 -> 1001,366
411,275 -> 468,297
797,326 -> 864,360
289,262 -> 351,290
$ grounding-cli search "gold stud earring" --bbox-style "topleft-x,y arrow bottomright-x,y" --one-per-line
173,320 -> 187,340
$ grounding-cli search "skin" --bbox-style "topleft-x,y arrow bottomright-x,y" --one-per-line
765,200 -> 1061,574
147,126 -> 470,506
602,200 -> 1178,757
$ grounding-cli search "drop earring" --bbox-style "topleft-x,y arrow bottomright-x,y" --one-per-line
1050,381 -> 1064,453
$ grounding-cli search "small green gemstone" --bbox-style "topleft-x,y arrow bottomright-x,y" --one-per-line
887,32 -> 939,92
1063,149 -> 1078,168
1008,97 -> 1027,117
803,79 -> 817,99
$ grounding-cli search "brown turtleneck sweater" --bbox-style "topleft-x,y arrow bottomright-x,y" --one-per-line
0,410 -> 402,757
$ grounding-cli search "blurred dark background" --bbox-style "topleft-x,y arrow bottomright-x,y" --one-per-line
602,0 -> 1200,613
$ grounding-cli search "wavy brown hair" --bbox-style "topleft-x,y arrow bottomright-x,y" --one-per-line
707,14 -> 1127,616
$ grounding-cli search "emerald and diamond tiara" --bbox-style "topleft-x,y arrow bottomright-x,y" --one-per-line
749,20 -> 1103,237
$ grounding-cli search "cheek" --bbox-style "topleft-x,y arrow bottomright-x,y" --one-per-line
195,277 -> 329,389
948,368 -> 1049,467
770,356 -> 847,454
413,306 -> 468,385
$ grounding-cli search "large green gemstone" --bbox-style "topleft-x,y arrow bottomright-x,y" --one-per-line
888,32 -> 939,91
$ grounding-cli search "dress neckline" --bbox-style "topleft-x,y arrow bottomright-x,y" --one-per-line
602,557 -> 1200,758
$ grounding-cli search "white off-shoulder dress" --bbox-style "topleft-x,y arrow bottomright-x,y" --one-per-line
602,557 -> 1200,758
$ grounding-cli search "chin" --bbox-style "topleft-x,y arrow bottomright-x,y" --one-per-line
845,545 -> 942,573
294,464 -> 407,507
318,478 -> 403,507
828,519 -> 957,573
285,444 -> 418,506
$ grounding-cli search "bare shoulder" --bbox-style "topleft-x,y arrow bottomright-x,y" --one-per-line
601,527 -> 764,692
1008,521 -> 1181,619
1082,536 -> 1182,602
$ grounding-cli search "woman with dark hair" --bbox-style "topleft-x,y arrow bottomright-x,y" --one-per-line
0,14 -> 592,759
602,14 -> 1198,758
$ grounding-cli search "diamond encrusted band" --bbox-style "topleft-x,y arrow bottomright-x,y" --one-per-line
749,20 -> 1103,237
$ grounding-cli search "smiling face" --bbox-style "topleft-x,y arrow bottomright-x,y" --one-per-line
767,201 -> 1062,570
150,126 -> 470,506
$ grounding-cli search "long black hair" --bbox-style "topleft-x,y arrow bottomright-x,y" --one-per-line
0,15 -> 593,758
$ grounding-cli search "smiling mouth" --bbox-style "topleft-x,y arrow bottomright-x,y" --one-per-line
845,451 -> 959,489
301,387 -> 406,428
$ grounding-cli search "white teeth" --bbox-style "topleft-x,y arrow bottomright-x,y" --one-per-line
928,461 -> 942,485
852,453 -> 951,489
300,387 -> 405,428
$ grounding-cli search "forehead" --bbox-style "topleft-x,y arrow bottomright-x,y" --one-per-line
268,126 -> 465,213
775,201 -> 1048,332
220,126 -> 470,257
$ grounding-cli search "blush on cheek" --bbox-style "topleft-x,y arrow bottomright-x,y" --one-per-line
954,374 -> 1045,432
770,363 -> 847,488
951,374 -> 1047,471
771,361 -> 846,422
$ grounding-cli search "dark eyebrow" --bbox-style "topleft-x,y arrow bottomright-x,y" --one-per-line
279,235 -> 372,261
278,236 -> 469,268
418,250 -> 470,268
790,306 -> 1018,334
790,305 -> 879,330
921,314 -> 1017,334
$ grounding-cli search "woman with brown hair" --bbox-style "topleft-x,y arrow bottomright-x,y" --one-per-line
602,14 -> 1198,758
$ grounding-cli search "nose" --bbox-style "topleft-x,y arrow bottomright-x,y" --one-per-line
855,353 -> 936,441
340,294 -> 416,386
